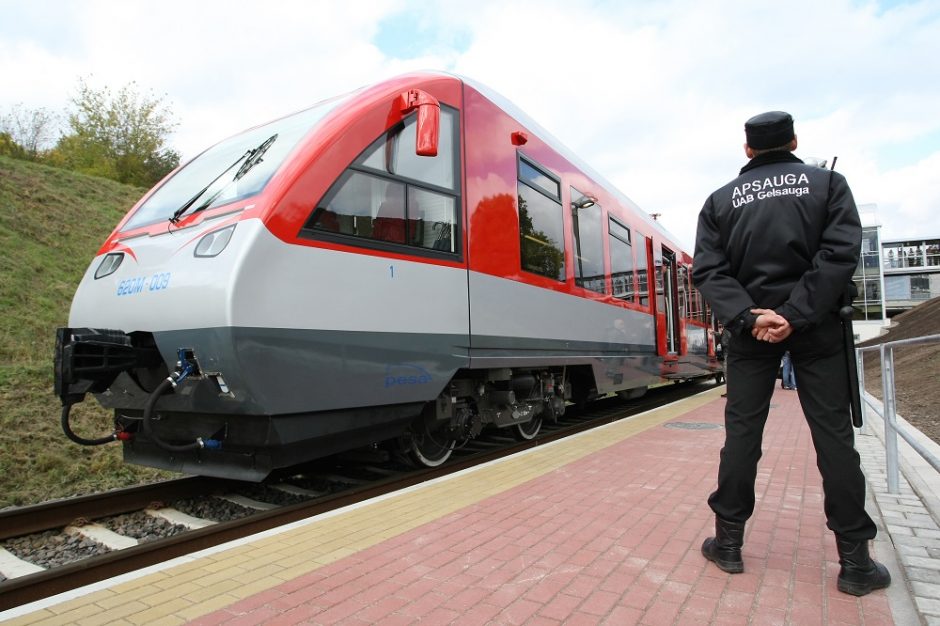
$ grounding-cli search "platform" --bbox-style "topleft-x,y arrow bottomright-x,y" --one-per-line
3,386 -> 938,625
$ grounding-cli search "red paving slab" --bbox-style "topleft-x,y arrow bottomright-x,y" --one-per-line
188,389 -> 895,625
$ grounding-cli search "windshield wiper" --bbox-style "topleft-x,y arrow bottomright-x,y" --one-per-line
233,133 -> 278,181
169,133 -> 278,224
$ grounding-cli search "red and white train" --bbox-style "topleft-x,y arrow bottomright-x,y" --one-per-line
55,72 -> 722,480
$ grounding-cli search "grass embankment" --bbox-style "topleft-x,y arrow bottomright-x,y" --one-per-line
0,156 -> 172,508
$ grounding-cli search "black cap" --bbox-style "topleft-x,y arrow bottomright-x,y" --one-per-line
745,111 -> 794,149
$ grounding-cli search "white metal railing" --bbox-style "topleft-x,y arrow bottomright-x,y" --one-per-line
857,333 -> 940,494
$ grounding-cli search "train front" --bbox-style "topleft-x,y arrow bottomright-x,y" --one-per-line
54,96 -> 354,481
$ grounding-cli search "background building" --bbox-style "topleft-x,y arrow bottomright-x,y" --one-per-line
851,204 -> 940,341
881,237 -> 940,313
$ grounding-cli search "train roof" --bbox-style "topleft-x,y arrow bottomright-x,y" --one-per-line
118,71 -> 684,251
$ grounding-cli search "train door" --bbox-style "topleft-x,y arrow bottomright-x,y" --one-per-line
658,247 -> 682,355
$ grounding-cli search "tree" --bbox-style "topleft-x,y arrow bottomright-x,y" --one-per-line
0,132 -> 27,158
48,78 -> 181,187
0,104 -> 60,159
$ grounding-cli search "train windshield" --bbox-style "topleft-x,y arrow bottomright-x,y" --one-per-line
122,95 -> 350,230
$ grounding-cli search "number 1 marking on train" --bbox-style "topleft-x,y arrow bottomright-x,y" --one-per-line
389,265 -> 394,278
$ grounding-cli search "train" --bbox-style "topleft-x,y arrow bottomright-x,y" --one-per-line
54,72 -> 723,481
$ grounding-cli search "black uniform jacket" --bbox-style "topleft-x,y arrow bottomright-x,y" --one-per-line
692,152 -> 861,334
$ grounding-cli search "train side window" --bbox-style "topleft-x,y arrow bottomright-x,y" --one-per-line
408,186 -> 457,252
687,285 -> 699,322
519,159 -> 560,199
571,186 -> 605,294
304,170 -> 410,244
301,105 -> 460,256
636,232 -> 650,307
517,156 -> 564,281
608,217 -> 634,301
692,289 -> 705,323
360,108 -> 457,191
304,171 -> 457,253
677,264 -> 689,319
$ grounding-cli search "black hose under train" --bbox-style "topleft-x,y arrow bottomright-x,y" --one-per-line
142,377 -> 203,453
60,403 -> 117,446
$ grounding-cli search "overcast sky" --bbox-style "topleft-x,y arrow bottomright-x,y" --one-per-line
2,0 -> 938,250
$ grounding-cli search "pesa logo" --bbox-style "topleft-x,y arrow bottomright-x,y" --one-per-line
385,363 -> 432,387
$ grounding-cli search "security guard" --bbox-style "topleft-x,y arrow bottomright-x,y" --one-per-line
692,111 -> 890,596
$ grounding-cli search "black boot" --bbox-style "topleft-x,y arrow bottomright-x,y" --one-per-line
701,517 -> 745,573
836,536 -> 891,596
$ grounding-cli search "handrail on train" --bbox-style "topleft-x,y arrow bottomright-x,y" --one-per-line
856,333 -> 940,494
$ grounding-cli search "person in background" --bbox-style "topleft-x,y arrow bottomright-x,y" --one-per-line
781,351 -> 797,390
692,111 -> 890,596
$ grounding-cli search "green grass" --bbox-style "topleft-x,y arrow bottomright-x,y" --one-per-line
0,156 -> 173,508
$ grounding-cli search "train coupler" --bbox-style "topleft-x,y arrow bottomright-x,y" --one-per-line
54,327 -> 161,406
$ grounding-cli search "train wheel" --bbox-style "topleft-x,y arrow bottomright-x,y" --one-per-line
514,414 -> 542,441
407,428 -> 454,467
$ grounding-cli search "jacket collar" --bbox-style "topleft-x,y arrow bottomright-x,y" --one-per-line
739,151 -> 803,175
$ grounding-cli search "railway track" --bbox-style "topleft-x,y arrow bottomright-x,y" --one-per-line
0,381 -> 715,611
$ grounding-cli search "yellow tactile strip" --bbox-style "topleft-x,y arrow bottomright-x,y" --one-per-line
2,389 -> 721,625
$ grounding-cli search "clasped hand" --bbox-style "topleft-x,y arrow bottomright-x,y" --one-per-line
750,308 -> 792,343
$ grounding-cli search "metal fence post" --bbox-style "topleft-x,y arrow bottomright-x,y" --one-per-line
881,343 -> 900,494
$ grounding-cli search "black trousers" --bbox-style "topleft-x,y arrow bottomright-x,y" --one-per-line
708,313 -> 876,541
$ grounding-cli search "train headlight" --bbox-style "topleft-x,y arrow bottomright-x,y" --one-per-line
195,225 -> 236,258
94,253 -> 124,279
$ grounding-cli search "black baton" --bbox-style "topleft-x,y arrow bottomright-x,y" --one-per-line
839,304 -> 863,428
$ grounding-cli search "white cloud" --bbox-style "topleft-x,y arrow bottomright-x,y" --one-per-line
864,151 -> 940,240
0,39 -> 82,109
